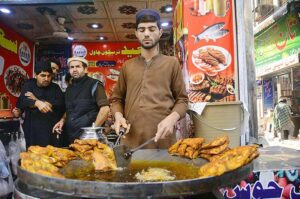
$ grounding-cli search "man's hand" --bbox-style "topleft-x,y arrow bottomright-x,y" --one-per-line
53,118 -> 65,134
155,112 -> 180,142
35,100 -> 53,113
25,92 -> 38,101
114,112 -> 130,135
12,107 -> 22,117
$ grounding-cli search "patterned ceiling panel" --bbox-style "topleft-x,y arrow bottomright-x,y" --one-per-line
149,0 -> 173,18
113,19 -> 136,32
0,0 -> 173,43
107,1 -> 146,18
71,32 -> 116,41
67,3 -> 107,19
74,19 -> 113,32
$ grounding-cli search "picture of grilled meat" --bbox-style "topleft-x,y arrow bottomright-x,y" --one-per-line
207,48 -> 226,65
189,80 -> 210,91
209,75 -> 234,86
210,85 -> 227,96
198,49 -> 219,66
188,91 -> 212,103
218,95 -> 236,102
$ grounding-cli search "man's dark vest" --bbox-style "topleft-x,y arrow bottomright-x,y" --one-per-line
65,75 -> 99,142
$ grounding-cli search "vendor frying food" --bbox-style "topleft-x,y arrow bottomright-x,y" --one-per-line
111,9 -> 188,149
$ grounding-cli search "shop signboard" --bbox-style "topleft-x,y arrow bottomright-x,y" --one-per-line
71,42 -> 140,98
0,22 -> 34,109
255,9 -> 300,77
222,170 -> 300,199
176,0 -> 236,103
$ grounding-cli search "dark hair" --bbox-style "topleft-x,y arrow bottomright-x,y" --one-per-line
48,58 -> 61,69
35,61 -> 53,75
136,15 -> 161,30
280,99 -> 287,103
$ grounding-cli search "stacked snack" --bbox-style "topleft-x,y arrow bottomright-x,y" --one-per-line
198,145 -> 259,177
198,135 -> 230,161
70,139 -> 117,171
168,138 -> 205,159
20,145 -> 77,178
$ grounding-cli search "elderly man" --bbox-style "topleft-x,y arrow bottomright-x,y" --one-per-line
53,57 -> 110,144
111,9 -> 188,149
16,61 -> 65,148
273,98 -> 295,140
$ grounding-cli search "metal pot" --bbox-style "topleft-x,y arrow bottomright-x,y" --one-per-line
79,126 -> 105,140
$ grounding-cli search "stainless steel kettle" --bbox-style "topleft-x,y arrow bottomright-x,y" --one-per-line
79,123 -> 106,141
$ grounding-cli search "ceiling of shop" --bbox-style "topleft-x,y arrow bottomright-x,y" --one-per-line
0,0 -> 173,44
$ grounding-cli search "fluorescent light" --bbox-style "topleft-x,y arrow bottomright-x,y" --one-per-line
0,8 -> 11,14
91,24 -> 99,29
67,36 -> 74,41
165,7 -> 172,12
99,36 -> 105,40
161,22 -> 169,27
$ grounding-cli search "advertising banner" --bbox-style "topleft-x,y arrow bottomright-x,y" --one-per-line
0,22 -> 34,109
255,8 -> 300,77
222,170 -> 300,199
263,78 -> 274,114
71,42 -> 140,98
176,0 -> 236,103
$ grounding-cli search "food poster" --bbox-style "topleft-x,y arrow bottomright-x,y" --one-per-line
0,22 -> 34,109
181,0 -> 236,103
72,42 -> 140,98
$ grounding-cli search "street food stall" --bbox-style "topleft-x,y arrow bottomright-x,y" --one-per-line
14,137 -> 257,198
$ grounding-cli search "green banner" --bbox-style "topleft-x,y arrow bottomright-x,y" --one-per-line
255,10 -> 300,69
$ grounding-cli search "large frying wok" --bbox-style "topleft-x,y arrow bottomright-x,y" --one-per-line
17,149 -> 253,198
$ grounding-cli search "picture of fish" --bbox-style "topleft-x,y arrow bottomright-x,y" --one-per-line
192,22 -> 228,43
106,74 -> 119,81
109,68 -> 120,75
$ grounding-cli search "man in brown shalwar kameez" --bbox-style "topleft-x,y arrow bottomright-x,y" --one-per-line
111,9 -> 188,149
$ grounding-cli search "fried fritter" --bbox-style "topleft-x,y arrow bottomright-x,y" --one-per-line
202,135 -> 229,149
69,143 -> 93,153
198,145 -> 259,177
200,141 -> 229,155
28,146 -> 49,155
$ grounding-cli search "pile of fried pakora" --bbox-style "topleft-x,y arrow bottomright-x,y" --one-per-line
168,136 -> 229,160
20,139 -> 116,178
198,145 -> 259,177
168,135 -> 259,177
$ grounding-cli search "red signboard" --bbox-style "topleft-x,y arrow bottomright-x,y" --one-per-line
0,22 -> 34,109
72,42 -> 140,98
175,0 -> 236,103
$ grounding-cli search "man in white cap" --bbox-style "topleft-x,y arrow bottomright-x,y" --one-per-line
53,56 -> 110,144
111,9 -> 188,149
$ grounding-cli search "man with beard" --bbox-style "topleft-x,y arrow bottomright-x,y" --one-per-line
52,57 -> 110,144
17,61 -> 65,148
111,9 -> 188,149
